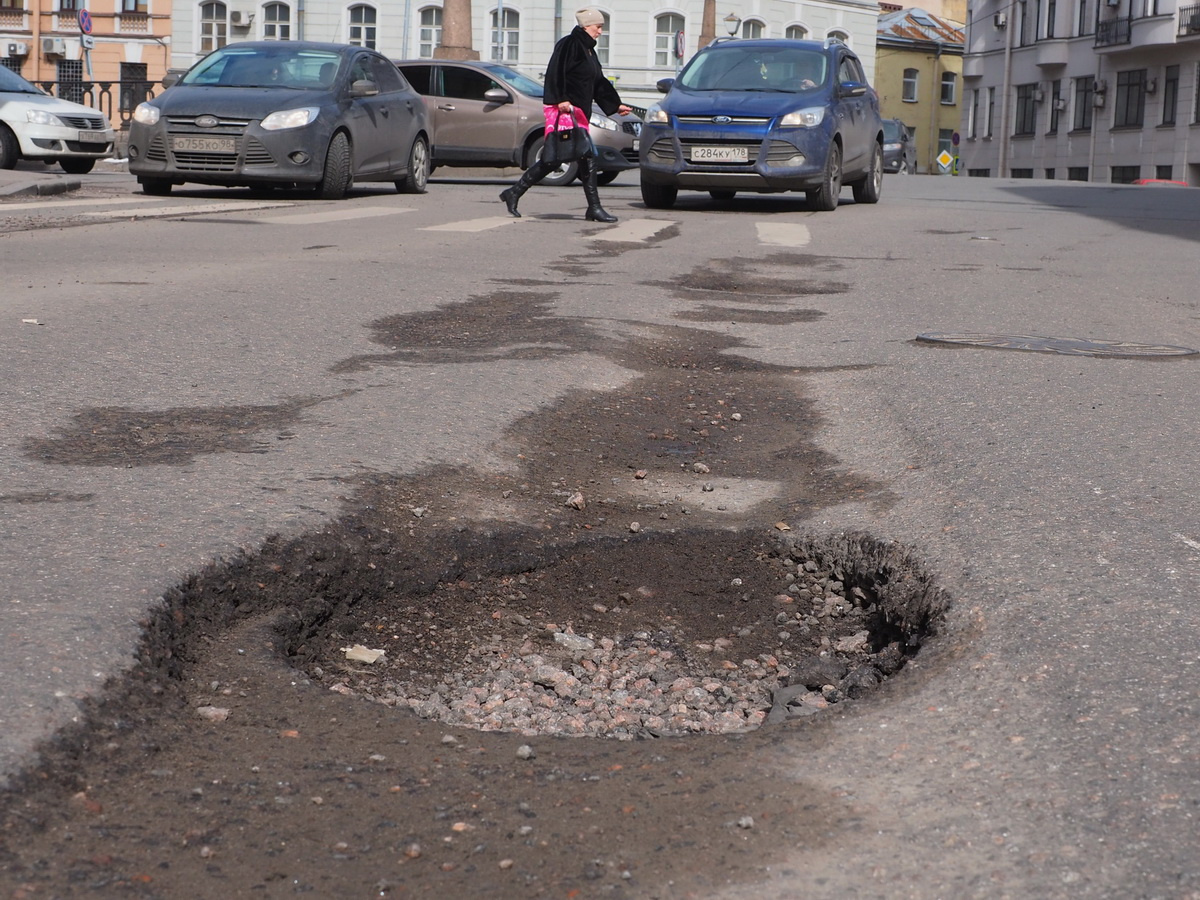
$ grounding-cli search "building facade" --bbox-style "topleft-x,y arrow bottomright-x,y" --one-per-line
876,7 -> 964,172
0,0 -> 172,123
959,0 -> 1200,183
164,0 -> 882,107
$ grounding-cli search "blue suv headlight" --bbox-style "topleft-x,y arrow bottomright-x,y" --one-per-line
780,107 -> 826,127
645,104 -> 669,125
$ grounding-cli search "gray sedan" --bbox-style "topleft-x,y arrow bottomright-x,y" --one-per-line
128,41 -> 431,198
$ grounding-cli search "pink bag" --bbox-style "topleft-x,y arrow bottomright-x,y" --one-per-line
543,105 -> 589,134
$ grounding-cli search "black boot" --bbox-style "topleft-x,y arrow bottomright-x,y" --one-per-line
500,161 -> 551,217
580,157 -> 617,223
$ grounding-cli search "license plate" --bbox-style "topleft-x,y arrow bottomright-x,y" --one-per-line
78,130 -> 107,144
690,145 -> 748,163
172,136 -> 235,153
632,139 -> 639,152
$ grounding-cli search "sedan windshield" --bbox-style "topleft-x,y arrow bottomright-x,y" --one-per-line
679,46 -> 827,93
182,46 -> 342,89
0,66 -> 44,95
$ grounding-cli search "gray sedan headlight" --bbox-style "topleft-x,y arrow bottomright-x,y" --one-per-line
26,109 -> 67,127
590,111 -> 619,131
261,107 -> 320,131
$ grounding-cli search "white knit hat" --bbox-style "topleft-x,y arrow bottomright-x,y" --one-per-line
576,7 -> 604,26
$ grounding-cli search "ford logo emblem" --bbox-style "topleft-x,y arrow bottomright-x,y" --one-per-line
194,115 -> 218,128
712,115 -> 732,124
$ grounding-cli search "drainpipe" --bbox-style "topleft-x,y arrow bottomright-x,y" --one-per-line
929,45 -> 942,173
998,0 -> 1016,176
297,0 -> 304,40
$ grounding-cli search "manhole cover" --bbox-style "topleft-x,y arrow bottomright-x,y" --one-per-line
916,332 -> 1198,358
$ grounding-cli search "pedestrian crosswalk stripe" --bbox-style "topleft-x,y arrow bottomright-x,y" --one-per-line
0,196 -> 161,215
259,207 -> 415,225
755,222 -> 811,247
81,200 -> 291,219
589,218 -> 675,243
420,216 -> 525,232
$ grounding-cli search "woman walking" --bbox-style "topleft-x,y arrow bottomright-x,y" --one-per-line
500,8 -> 633,222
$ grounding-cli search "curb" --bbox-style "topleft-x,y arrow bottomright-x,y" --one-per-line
0,177 -> 83,199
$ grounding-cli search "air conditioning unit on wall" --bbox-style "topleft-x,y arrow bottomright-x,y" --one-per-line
41,36 -> 67,56
7,41 -> 29,57
994,11 -> 1008,27
229,10 -> 253,26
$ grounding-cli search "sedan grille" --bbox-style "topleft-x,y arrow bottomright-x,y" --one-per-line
764,141 -> 803,163
677,115 -> 771,125
165,115 -> 252,130
58,114 -> 107,130
172,149 -> 240,172
646,137 -> 676,164
145,134 -> 168,163
243,137 -> 275,166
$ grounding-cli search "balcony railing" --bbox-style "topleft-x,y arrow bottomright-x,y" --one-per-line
1179,2 -> 1200,34
1095,16 -> 1132,45
34,79 -> 157,127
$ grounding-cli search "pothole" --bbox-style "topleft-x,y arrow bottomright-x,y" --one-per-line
289,528 -> 946,740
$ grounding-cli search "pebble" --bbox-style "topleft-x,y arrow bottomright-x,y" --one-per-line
516,744 -> 536,760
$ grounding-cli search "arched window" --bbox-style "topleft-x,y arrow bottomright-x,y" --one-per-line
349,4 -> 377,49
741,18 -> 764,39
595,11 -> 611,66
785,24 -> 808,39
902,67 -> 919,101
200,0 -> 227,52
490,7 -> 519,62
263,2 -> 290,40
654,13 -> 684,67
827,28 -> 850,45
418,6 -> 442,58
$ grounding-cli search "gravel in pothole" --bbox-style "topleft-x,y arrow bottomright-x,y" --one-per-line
305,537 -> 911,740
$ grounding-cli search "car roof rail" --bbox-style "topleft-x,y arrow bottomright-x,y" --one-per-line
707,36 -> 737,47
823,37 -> 847,49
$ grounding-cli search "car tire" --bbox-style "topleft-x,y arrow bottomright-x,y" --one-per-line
138,177 -> 172,196
641,180 -> 677,209
60,158 -> 95,175
852,143 -> 883,205
0,125 -> 18,170
530,137 -> 579,186
395,136 -> 430,194
806,141 -> 842,212
596,170 -> 620,186
709,190 -> 736,201
315,132 -> 352,200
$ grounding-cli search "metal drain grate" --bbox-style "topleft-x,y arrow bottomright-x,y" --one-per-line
916,333 -> 1198,359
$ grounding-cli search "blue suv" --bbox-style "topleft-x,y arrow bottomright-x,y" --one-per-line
639,38 -> 883,211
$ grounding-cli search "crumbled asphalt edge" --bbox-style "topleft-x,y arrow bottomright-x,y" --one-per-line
0,520 -> 948,802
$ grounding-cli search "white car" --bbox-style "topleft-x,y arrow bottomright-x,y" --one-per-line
0,66 -> 116,174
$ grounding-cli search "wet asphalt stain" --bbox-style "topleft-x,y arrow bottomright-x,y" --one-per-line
0,491 -> 95,504
674,305 -> 825,324
22,398 -> 326,467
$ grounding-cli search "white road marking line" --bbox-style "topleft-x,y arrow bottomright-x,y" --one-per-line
1173,533 -> 1200,553
420,216 -> 524,232
80,200 -> 292,219
259,207 -> 415,225
756,222 -> 811,247
590,218 -> 675,243
0,196 -> 161,214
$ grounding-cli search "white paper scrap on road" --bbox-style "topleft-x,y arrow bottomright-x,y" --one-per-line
82,201 -> 291,219
260,207 -> 415,225
421,216 -> 524,232
756,222 -> 811,247
590,218 -> 674,243
342,644 -> 386,663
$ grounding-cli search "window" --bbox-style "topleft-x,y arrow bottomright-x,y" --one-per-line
785,25 -> 808,39
1156,164 -> 1173,180
443,64 -> 501,101
595,11 -> 610,66
1045,168 -> 1055,178
654,14 -> 684,67
940,72 -> 956,104
59,0 -> 79,12
490,7 -> 518,62
1110,164 -> 1140,183
827,29 -> 850,45
902,67 -> 918,102
986,86 -> 995,137
122,0 -> 148,12
967,168 -> 991,177
349,5 -> 377,49
0,0 -> 22,10
119,60 -> 148,111
418,7 -> 442,58
969,88 -> 980,138
1194,63 -> 1200,123
401,63 -> 431,93
0,58 -> 20,73
742,18 -> 764,39
1011,168 -> 1034,178
938,128 -> 953,159
1015,83 -> 1037,135
1045,0 -> 1057,36
1114,69 -> 1146,127
57,59 -> 83,102
1073,75 -> 1093,130
1076,0 -> 1092,35
1046,79 -> 1062,133
263,3 -> 290,40
1067,166 -> 1088,180
1162,65 -> 1178,125
200,1 -> 228,53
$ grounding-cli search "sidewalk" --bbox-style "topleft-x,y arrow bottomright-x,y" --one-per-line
0,164 -> 83,199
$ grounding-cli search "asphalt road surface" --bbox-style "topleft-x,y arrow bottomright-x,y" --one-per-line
3,169 -> 1200,898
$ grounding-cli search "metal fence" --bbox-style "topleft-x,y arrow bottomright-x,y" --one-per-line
34,79 -> 157,127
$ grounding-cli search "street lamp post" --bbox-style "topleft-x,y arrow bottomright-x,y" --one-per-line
724,13 -> 741,36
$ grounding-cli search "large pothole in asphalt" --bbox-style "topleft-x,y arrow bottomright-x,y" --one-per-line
280,527 -> 946,741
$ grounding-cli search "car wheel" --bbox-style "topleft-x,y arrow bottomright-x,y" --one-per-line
595,170 -> 620,186
138,177 -> 172,196
852,143 -> 883,205
806,141 -> 842,212
315,132 -> 352,200
0,125 -> 18,170
395,136 -> 430,194
531,137 -> 579,186
709,190 -> 736,201
60,157 -> 96,175
641,180 -> 677,209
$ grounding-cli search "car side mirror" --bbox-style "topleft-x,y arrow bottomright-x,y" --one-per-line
162,72 -> 181,89
483,87 -> 512,104
350,79 -> 379,97
656,77 -> 675,94
838,81 -> 868,97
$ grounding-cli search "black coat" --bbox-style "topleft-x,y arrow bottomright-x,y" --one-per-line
542,26 -> 623,121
